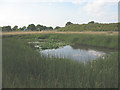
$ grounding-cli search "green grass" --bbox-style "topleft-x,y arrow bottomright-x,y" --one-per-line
56,23 -> 118,31
16,33 -> 118,49
3,34 -> 118,88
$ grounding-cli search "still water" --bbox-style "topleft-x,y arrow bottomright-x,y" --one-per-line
38,45 -> 106,62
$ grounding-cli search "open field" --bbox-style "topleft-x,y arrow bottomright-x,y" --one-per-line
1,31 -> 118,36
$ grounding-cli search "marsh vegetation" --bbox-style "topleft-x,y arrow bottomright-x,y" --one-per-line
2,33 -> 118,88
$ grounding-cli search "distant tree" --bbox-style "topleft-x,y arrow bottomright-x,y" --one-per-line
47,27 -> 53,30
2,26 -> 11,32
22,26 -> 26,30
55,26 -> 61,29
19,26 -> 26,31
27,24 -> 36,31
12,25 -> 18,31
43,26 -> 47,30
36,24 -> 42,31
88,21 -> 95,24
41,25 -> 44,30
66,22 -> 73,26
19,27 -> 22,31
36,24 -> 53,31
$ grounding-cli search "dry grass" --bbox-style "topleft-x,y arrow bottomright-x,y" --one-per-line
1,31 -> 118,35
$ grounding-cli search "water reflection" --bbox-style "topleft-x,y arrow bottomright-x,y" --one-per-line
39,45 -> 106,62
71,44 -> 114,53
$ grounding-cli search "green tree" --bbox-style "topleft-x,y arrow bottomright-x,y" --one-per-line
18,27 -> 22,31
19,26 -> 26,31
55,26 -> 61,29
27,24 -> 36,31
43,26 -> 47,30
12,25 -> 18,31
47,27 -> 53,30
22,26 -> 26,29
66,22 -> 73,26
2,26 -> 11,32
36,24 -> 43,31
88,21 -> 95,24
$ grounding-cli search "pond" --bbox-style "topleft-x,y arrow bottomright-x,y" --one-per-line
37,45 -> 107,63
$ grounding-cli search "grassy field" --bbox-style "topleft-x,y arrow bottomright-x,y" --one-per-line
2,33 -> 118,88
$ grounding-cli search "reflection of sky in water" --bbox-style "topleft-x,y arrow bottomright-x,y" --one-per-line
39,45 -> 106,62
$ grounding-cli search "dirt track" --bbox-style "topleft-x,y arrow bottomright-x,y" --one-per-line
1,31 -> 118,35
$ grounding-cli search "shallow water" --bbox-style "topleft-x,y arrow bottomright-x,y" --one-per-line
39,45 -> 106,62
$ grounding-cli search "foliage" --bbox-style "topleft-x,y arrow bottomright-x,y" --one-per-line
2,26 -> 11,32
54,26 -> 61,29
45,26 -> 53,30
27,24 -> 36,31
88,21 -> 95,24
12,25 -> 18,31
36,24 -> 42,31
66,22 -> 73,26
26,24 -> 53,31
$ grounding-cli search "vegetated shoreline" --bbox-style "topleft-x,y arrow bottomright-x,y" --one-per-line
2,32 -> 118,50
1,31 -> 118,35
3,35 -> 118,88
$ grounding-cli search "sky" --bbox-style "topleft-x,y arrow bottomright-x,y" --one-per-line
0,0 -> 119,28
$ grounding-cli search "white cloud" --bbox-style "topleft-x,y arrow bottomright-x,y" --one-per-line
71,0 -> 119,5
83,0 -> 106,16
72,0 -> 86,5
83,0 -> 118,16
76,0 -> 118,23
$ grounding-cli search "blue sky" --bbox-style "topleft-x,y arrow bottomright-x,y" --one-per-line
0,0 -> 118,28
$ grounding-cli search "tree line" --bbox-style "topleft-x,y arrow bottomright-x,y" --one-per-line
1,22 -> 79,32
1,21 -> 119,32
1,24 -> 58,32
